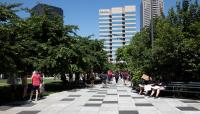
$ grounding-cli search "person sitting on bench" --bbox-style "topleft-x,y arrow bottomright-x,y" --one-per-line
138,74 -> 152,95
150,80 -> 166,98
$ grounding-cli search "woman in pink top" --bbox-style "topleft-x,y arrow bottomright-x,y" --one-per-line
29,71 -> 41,101
107,70 -> 113,84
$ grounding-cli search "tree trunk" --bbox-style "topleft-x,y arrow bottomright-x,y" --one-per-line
21,75 -> 28,99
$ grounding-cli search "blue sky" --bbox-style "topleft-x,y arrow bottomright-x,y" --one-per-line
1,0 -> 178,38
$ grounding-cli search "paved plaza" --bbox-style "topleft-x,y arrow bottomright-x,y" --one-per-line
0,79 -> 200,114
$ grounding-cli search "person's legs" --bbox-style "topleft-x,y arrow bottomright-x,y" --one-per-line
156,89 -> 160,97
139,87 -> 144,95
104,80 -> 107,87
91,80 -> 94,87
108,77 -> 110,83
123,78 -> 126,85
150,89 -> 156,97
116,77 -> 118,83
35,89 -> 39,101
29,86 -> 35,101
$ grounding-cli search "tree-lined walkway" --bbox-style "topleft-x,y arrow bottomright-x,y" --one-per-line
1,79 -> 200,114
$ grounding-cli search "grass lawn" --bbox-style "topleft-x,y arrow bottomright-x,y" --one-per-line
0,79 -> 10,87
0,78 -> 61,87
0,78 -> 63,105
27,78 -> 62,84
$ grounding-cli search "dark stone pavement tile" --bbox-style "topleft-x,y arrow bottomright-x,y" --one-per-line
89,89 -> 99,91
117,85 -> 124,87
84,103 -> 101,107
119,95 -> 131,97
87,91 -> 97,92
5,101 -> 35,107
177,106 -> 200,111
21,102 -> 36,107
98,90 -> 107,92
107,93 -> 118,95
131,91 -> 138,93
103,101 -> 118,104
132,97 -> 144,99
89,99 -> 104,101
0,106 -> 12,111
135,103 -> 153,106
61,98 -> 75,101
118,90 -> 127,92
119,110 -> 139,114
181,100 -> 200,103
68,89 -> 78,92
17,111 -> 40,114
68,95 -> 81,97
92,95 -> 105,97
97,92 -> 107,94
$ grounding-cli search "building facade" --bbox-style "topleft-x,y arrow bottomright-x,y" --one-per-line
32,3 -> 63,18
141,0 -> 163,28
99,6 -> 136,63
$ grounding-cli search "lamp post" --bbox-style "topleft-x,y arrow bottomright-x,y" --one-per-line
151,0 -> 154,48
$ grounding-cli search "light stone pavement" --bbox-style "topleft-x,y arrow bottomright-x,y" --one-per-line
0,79 -> 200,114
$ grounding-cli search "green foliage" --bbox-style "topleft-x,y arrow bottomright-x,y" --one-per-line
0,3 -> 108,78
116,0 -> 200,84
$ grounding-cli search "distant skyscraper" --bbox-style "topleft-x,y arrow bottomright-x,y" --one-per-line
141,0 -> 163,28
99,6 -> 136,63
32,3 -> 63,18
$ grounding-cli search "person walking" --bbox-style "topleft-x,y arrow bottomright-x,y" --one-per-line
114,71 -> 120,84
107,70 -> 113,84
29,71 -> 41,101
122,70 -> 129,85
100,72 -> 107,88
90,71 -> 95,87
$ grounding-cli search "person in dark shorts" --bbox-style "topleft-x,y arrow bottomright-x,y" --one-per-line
114,71 -> 120,84
100,72 -> 107,88
29,71 -> 41,101
122,71 -> 129,85
90,71 -> 95,87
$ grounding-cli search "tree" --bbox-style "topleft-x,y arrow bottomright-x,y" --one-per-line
115,0 -> 200,85
0,2 -> 108,92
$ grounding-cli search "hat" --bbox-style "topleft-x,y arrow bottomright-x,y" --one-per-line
141,74 -> 152,81
33,71 -> 37,74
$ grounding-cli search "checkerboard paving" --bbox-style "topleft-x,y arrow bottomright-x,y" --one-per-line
1,79 -> 200,114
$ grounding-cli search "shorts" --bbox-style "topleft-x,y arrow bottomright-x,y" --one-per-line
152,86 -> 165,90
144,85 -> 152,91
139,84 -> 144,88
32,85 -> 39,91
123,77 -> 127,80
108,77 -> 112,81
90,77 -> 95,81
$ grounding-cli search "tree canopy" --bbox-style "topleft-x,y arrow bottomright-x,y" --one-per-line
116,0 -> 200,85
0,2 -> 108,78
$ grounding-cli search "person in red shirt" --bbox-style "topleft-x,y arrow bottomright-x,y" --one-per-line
107,70 -> 113,84
29,71 -> 41,101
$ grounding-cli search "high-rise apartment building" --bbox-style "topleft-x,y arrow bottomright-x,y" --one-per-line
141,0 -> 163,28
32,3 -> 63,18
99,6 -> 136,63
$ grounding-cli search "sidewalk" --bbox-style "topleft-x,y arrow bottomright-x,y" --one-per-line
0,79 -> 200,114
